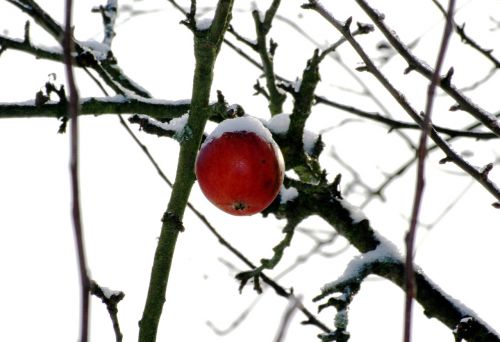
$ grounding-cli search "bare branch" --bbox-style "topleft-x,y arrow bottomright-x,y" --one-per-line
5,0 -> 150,97
90,281 -> 125,342
354,0 -> 500,137
431,0 -> 500,69
304,0 -> 500,203
315,95 -> 498,140
274,296 -> 302,342
62,0 -> 89,341
252,0 -> 286,115
404,1 -> 456,341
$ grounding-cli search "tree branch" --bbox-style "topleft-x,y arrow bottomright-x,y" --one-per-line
314,95 -> 498,140
405,1 -> 456,340
138,1 -> 234,341
0,96 -> 190,120
62,0 -> 90,340
431,0 -> 500,69
4,0 -> 150,98
303,0 -> 500,204
354,0 -> 500,137
90,281 -> 125,342
252,0 -> 286,115
267,175 -> 500,342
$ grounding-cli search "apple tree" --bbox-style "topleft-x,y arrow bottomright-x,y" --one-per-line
0,0 -> 499,342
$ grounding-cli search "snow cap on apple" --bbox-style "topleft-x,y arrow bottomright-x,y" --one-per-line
195,116 -> 285,216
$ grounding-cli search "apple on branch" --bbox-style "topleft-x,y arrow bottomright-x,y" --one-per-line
195,116 -> 285,216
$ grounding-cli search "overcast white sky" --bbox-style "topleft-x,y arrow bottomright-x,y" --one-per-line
0,1 -> 499,341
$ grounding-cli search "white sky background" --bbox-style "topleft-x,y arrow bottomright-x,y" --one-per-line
0,0 -> 499,341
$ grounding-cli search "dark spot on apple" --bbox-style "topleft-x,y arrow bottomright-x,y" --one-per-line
261,159 -> 266,164
233,201 -> 247,211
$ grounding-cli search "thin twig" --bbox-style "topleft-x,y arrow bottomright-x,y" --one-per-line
304,0 -> 500,203
354,0 -> 500,137
315,95 -> 497,140
225,12 -> 496,142
274,296 -> 302,342
431,0 -> 500,69
360,111 -> 500,209
404,1 -> 456,341
62,0 -> 90,341
272,14 -> 417,150
252,0 -> 286,115
90,281 -> 125,342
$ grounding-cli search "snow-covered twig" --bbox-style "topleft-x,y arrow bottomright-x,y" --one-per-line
92,0 -> 118,49
90,281 -> 125,342
0,96 -> 190,120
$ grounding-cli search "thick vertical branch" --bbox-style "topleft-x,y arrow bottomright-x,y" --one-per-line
138,2 -> 234,341
63,0 -> 90,341
404,1 -> 456,341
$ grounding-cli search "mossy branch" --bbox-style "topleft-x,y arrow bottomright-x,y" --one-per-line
252,0 -> 286,115
286,49 -> 324,182
0,96 -> 190,120
138,1 -> 234,341
263,175 -> 500,342
288,49 -> 320,146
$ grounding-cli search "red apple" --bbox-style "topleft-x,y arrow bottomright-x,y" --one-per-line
195,116 -> 285,216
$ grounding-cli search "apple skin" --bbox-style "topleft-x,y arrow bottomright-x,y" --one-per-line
195,131 -> 285,216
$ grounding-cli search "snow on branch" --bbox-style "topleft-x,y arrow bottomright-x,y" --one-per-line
0,96 -> 191,120
260,173 -> 500,341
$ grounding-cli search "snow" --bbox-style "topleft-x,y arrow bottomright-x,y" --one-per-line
265,113 -> 319,155
100,286 -> 121,299
334,309 -> 348,329
81,95 -> 126,103
11,1 -> 32,11
196,18 -> 212,31
293,78 -> 302,93
250,2 -> 265,22
79,39 -> 110,60
203,115 -> 276,148
265,113 -> 290,134
321,239 -> 401,294
79,95 -> 190,107
37,43 -> 63,55
137,113 -> 189,134
1,99 -> 38,107
280,185 -> 299,204
227,104 -> 239,112
108,64 -> 151,97
338,199 -> 366,224
426,275 -> 499,335
302,129 -> 318,155
161,113 -> 189,133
